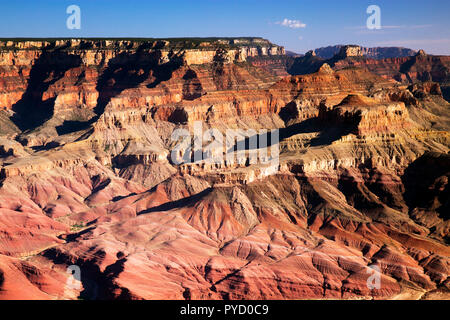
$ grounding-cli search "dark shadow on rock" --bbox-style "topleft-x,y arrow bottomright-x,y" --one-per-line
308,125 -> 354,147
56,120 -> 92,135
112,193 -> 137,202
42,246 -> 132,300
402,152 -> 450,220
94,49 -> 161,118
42,247 -> 105,300
226,117 -> 350,154
441,85 -> 450,103
59,226 -> 96,243
399,56 -> 417,74
225,119 -> 315,154
278,101 -> 300,123
182,69 -> 204,100
168,107 -> 189,124
90,176 -> 112,194
11,50 -> 82,131
146,52 -> 184,89
287,54 -> 325,75
103,258 -> 127,281
30,141 -> 60,152
137,187 -> 213,215
92,48 -> 183,121
280,118 -> 320,140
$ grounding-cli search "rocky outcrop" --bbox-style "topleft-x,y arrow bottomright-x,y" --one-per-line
314,45 -> 417,60
0,38 -> 284,118
288,45 -> 450,103
320,94 -> 411,136
336,45 -> 365,59
331,50 -> 450,93
271,67 -> 396,113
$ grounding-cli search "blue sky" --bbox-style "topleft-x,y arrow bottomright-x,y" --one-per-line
1,0 -> 449,54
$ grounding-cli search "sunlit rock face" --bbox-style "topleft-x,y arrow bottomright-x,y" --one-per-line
0,38 -> 449,300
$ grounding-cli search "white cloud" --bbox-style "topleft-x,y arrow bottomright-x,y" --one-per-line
276,18 -> 306,29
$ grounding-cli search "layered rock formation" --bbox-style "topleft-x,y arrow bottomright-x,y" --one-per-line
0,39 -> 448,300
319,94 -> 411,135
331,49 -> 450,86
289,45 -> 450,102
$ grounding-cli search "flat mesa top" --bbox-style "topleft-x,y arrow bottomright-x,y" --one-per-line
0,37 -> 281,51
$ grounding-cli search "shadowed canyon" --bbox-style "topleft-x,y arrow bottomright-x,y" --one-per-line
0,38 -> 448,300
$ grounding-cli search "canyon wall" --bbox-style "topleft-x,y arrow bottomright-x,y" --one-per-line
289,45 -> 450,103
0,39 -> 448,300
